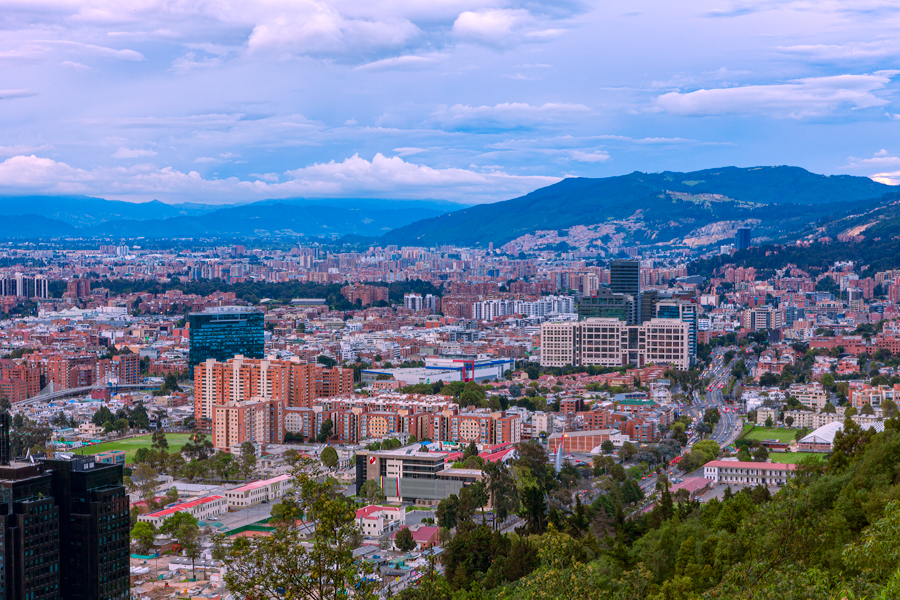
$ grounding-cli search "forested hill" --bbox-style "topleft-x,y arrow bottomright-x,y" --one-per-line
380,166 -> 894,248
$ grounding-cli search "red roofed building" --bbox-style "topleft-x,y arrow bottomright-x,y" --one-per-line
355,504 -> 404,537
137,495 -> 227,527
390,525 -> 440,551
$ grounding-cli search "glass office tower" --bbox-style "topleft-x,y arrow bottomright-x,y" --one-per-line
189,306 -> 264,375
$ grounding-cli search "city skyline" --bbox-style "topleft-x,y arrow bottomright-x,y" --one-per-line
1,1 -> 899,204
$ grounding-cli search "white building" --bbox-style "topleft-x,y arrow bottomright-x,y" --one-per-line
138,495 -> 227,527
355,504 -> 405,537
224,474 -> 293,508
703,460 -> 794,487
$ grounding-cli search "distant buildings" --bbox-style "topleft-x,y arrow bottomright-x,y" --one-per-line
540,317 -> 693,369
188,306 -> 264,375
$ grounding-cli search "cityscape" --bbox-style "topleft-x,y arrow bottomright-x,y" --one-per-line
2,1 -> 900,600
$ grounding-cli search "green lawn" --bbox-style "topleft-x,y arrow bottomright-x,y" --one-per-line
740,422 -> 755,438
741,426 -> 796,444
768,452 -> 826,465
80,433 -> 193,464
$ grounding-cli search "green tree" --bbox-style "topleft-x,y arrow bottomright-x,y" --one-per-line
217,462 -> 377,600
601,439 -> 615,454
359,479 -> 387,504
437,495 -> 459,529
131,521 -> 156,555
321,446 -> 339,469
318,419 -> 334,443
861,403 -> 875,415
182,432 -> 214,461
152,429 -> 169,450
395,527 -> 416,552
239,442 -> 258,480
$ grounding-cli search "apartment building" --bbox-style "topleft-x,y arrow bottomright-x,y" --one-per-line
850,383 -> 900,409
212,397 -> 284,450
789,383 -> 829,410
194,355 -> 352,430
540,317 -> 692,369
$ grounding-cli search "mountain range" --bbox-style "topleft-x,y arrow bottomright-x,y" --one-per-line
380,166 -> 897,251
1,167 -> 897,247
0,197 -> 465,239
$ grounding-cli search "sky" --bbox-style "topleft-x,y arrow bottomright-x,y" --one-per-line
1,0 -> 900,205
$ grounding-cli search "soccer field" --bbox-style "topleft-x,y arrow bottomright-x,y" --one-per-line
768,452 -> 826,465
741,426 -> 796,443
80,433 -> 193,464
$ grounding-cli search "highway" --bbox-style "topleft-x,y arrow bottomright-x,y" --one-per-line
697,349 -> 744,448
14,382 -> 160,408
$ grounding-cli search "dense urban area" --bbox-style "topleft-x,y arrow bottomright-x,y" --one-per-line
0,230 -> 897,600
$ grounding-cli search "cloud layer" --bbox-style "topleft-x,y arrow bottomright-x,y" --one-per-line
0,0 -> 899,204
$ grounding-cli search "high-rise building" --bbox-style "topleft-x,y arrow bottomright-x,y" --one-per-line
0,416 -> 129,600
736,227 -> 752,250
656,300 -> 699,366
576,288 -> 634,323
610,260 -> 641,323
42,455 -> 130,600
188,306 -> 264,375
610,260 -> 640,297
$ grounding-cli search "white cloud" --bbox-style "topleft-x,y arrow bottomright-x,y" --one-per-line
0,144 -> 54,156
393,147 -> 426,156
654,73 -> 895,118
0,89 -> 36,100
112,147 -> 157,158
431,102 -> 592,131
354,54 -> 438,71
60,60 -> 91,70
452,9 -> 531,45
0,153 -> 558,203
570,150 -> 610,162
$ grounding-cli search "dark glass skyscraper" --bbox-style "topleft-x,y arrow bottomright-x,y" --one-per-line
736,227 -> 751,250
577,288 -> 634,323
42,455 -> 130,600
0,415 -> 129,600
189,306 -> 264,375
610,259 -> 641,324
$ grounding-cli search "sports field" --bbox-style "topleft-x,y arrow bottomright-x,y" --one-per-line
768,452 -> 826,465
81,433 -> 193,464
740,426 -> 796,443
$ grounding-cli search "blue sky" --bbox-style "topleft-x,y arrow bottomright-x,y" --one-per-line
1,0 -> 899,204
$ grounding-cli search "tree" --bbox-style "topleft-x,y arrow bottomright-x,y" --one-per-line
601,440 -> 615,454
321,446 -> 339,469
620,441 -> 638,462
483,461 -> 518,529
437,495 -> 459,529
359,479 -> 387,504
785,415 -> 794,427
752,445 -> 769,462
823,401 -> 836,414
861,403 -> 875,415
765,417 -> 774,427
239,442 -> 258,480
217,462 -> 377,600
152,429 -> 169,450
131,521 -> 156,555
182,432 -> 214,461
395,527 -> 416,552
164,486 -> 179,505
318,419 -> 334,443
317,355 -> 337,369
469,481 -> 489,517
457,486 -> 475,524
92,406 -> 114,427
463,441 -> 479,460
509,384 -> 522,398
132,463 -> 160,505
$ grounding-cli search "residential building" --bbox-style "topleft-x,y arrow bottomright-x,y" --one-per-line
355,504 -> 404,537
212,397 -> 284,450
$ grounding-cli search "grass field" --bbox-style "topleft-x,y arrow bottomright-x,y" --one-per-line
81,433 -> 193,464
740,426 -> 796,444
768,452 -> 826,465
